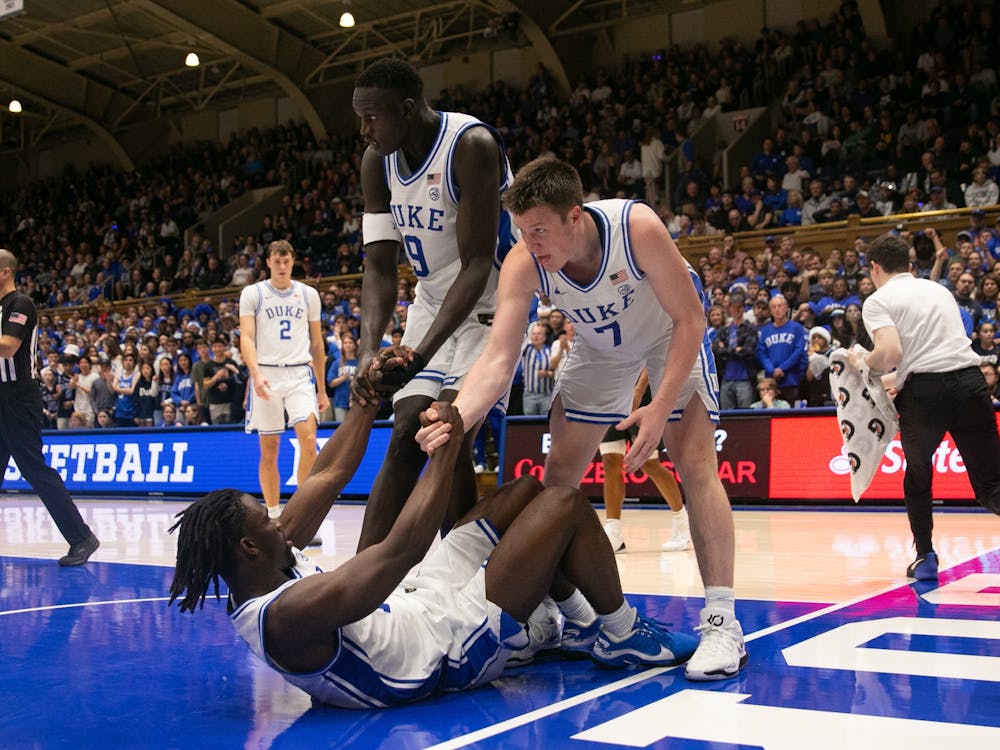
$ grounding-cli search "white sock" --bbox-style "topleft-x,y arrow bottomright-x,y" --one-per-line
267,504 -> 281,519
672,507 -> 688,521
605,517 -> 622,531
599,599 -> 637,637
705,586 -> 735,616
556,589 -> 596,624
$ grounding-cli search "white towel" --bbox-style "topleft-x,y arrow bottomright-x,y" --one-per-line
829,346 -> 900,501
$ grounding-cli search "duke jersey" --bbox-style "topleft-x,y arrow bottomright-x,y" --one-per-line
231,520 -> 522,709
383,111 -> 515,314
239,280 -> 320,366
532,199 -> 708,358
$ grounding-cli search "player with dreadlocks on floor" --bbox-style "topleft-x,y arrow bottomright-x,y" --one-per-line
169,396 -> 698,709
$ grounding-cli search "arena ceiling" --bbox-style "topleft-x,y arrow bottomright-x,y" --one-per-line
0,0 -> 692,164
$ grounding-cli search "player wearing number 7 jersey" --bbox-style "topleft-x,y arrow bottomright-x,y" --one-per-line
351,59 -> 514,551
416,157 -> 747,682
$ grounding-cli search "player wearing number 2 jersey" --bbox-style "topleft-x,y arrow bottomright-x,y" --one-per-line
417,158 -> 747,682
240,241 -> 329,521
351,58 -> 514,551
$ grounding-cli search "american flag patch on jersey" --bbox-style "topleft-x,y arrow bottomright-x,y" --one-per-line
427,173 -> 441,185
609,268 -> 629,284
8,312 -> 27,325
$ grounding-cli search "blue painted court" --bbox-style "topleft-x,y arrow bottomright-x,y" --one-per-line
2,543 -> 997,749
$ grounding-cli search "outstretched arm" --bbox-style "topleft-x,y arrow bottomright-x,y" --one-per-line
278,402 -> 379,547
264,404 -> 466,672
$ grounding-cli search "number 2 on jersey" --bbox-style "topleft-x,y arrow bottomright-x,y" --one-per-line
279,319 -> 291,340
404,235 -> 429,277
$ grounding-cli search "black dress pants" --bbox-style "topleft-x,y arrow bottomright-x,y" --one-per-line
0,384 -> 92,546
896,366 -> 1000,553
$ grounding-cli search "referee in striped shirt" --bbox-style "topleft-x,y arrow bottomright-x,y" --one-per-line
520,322 -> 554,415
0,249 -> 99,566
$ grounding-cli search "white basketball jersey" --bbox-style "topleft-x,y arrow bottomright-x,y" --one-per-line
532,200 -> 707,359
231,549 -> 494,709
384,111 -> 515,314
239,280 -> 320,366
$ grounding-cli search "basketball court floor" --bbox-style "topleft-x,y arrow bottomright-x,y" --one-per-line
2,496 -> 998,749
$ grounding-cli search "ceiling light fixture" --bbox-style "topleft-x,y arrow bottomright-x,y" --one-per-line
185,52 -> 200,67
340,1 -> 355,28
8,99 -> 22,113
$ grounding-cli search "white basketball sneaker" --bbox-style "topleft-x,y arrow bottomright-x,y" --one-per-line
684,606 -> 747,681
604,519 -> 626,553
661,510 -> 692,551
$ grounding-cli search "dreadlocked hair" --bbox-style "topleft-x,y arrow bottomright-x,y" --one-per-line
168,489 -> 249,613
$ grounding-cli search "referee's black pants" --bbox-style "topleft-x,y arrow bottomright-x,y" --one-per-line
0,385 -> 92,546
896,366 -> 1000,554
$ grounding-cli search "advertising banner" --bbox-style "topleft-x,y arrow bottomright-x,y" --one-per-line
500,415 -> 771,500
4,424 -> 392,497
768,414 -> 988,500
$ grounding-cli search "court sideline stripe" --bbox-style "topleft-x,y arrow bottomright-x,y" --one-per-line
0,596 -> 172,617
426,547 -> 999,750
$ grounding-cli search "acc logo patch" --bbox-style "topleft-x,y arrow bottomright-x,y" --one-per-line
428,186 -> 441,201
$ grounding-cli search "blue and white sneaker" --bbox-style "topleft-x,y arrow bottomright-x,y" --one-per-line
506,597 -> 563,666
561,617 -> 601,658
684,607 -> 747,681
592,614 -> 698,668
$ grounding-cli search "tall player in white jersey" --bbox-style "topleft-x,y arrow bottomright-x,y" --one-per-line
418,157 -> 748,681
240,240 -> 330,518
351,59 -> 514,550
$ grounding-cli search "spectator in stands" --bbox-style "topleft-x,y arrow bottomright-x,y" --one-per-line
95,409 -> 114,429
203,334 -> 240,424
69,355 -> 98,427
801,180 -> 831,225
813,196 -> 847,224
640,126 -> 666,206
978,274 -> 998,323
954,271 -> 984,332
157,402 -> 182,427
184,403 -> 208,426
113,353 -> 138,428
922,185 -> 957,212
756,295 -> 808,404
964,167 -> 999,208
803,326 -> 833,407
714,291 -> 758,410
974,320 -> 998,365
849,190 -> 881,219
171,352 -> 196,412
750,377 -> 791,409
327,332 -> 358,423
133,361 -> 158,427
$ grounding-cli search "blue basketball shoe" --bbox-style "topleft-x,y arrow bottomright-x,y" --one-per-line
592,614 -> 698,668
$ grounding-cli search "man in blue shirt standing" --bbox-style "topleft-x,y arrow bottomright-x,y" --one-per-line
756,295 -> 808,404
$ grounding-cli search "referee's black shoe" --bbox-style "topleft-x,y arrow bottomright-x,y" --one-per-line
58,533 -> 100,567
906,551 -> 938,581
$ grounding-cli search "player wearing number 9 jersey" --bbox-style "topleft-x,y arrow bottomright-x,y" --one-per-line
351,58 -> 515,551
417,158 -> 747,682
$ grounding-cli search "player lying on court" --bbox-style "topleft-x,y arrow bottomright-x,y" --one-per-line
168,400 -> 698,709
